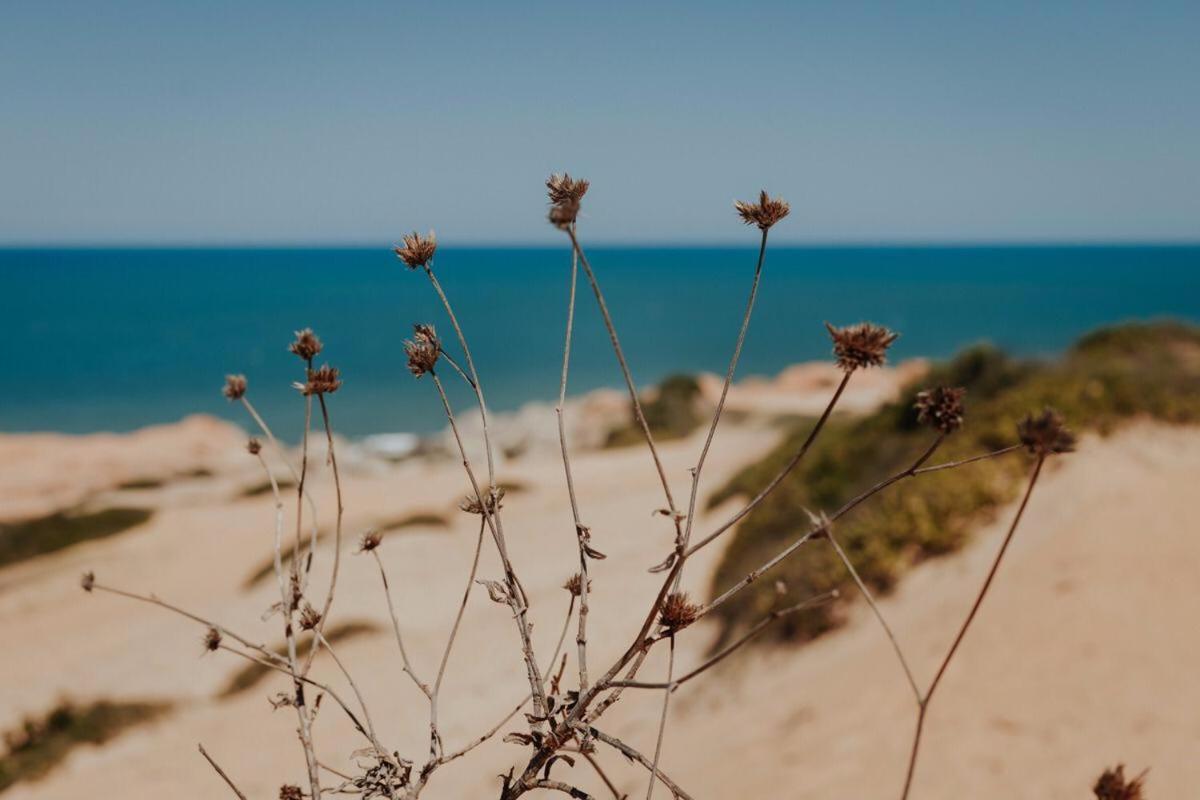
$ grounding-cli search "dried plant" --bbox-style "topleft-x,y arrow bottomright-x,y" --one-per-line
83,173 -> 1085,800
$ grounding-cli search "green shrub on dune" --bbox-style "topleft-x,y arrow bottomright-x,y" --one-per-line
707,321 -> 1200,646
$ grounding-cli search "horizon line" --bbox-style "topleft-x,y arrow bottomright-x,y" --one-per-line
3,238 -> 1200,251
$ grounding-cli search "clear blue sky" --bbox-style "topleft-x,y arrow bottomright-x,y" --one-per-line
3,1 -> 1198,244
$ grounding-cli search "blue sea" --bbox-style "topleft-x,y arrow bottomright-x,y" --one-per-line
4,245 -> 1199,438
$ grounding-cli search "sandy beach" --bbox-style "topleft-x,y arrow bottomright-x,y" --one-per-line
2,364 -> 1198,799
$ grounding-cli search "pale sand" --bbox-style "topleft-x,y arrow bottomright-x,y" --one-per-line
1,397 -> 1198,797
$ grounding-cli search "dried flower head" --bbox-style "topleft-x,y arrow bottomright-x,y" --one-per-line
1018,407 -> 1076,456
294,364 -> 342,396
548,200 -> 581,230
81,571 -> 95,593
395,231 -> 437,269
405,324 -> 442,377
203,627 -> 222,652
546,173 -> 589,230
459,487 -> 505,515
1093,764 -> 1147,800
659,591 -> 701,632
299,603 -> 322,631
247,437 -> 263,455
563,573 -> 590,597
222,374 -> 247,401
915,386 -> 967,434
279,785 -> 304,800
357,530 -> 383,553
825,321 -> 899,371
289,328 -> 323,361
547,173 -> 589,206
734,190 -> 790,230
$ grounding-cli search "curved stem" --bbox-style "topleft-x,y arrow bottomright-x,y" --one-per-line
825,530 -> 922,704
302,394 -> 344,677
686,369 -> 853,558
680,227 -> 768,556
566,227 -> 678,515
900,455 -> 1046,800
644,636 -> 675,800
555,230 -> 592,693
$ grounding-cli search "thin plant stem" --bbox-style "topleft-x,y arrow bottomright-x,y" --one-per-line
588,727 -> 693,800
240,395 -> 320,592
255,450 -> 322,796
685,369 -> 852,558
580,750 -> 623,800
417,595 -> 575,798
423,263 -> 498,490
913,444 -> 1022,474
302,394 -> 345,677
565,227 -> 678,516
531,779 -> 596,798
680,227 -> 769,554
294,386 -> 313,581
430,517 -> 488,758
643,636 -> 675,800
648,228 -> 770,791
702,435 -> 946,618
899,455 -> 1046,800
370,549 -> 432,697
614,590 -> 841,689
197,743 -> 248,800
555,228 -> 592,692
88,582 -> 283,665
315,630 -> 386,756
429,370 -> 549,723
826,529 -> 922,704
215,645 -> 374,746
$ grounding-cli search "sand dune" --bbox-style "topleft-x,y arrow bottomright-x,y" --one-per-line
1,392 -> 1198,798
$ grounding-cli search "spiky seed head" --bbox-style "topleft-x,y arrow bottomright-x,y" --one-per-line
222,374 -> 247,401
203,627 -> 222,652
1018,407 -> 1076,456
305,364 -> 342,395
289,328 -> 323,361
459,487 -> 505,515
915,386 -> 967,434
358,530 -> 383,553
546,173 -> 590,206
1093,764 -> 1147,800
734,190 -> 790,230
825,321 -> 899,371
279,785 -> 304,800
246,437 -> 263,455
405,323 -> 442,377
546,173 -> 589,229
412,322 -> 438,345
299,603 -> 322,631
563,573 -> 590,597
395,231 -> 437,269
659,591 -> 701,632
548,199 -> 581,229
81,571 -> 95,593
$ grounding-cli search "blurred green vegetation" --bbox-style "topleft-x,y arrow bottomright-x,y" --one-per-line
0,699 -> 170,791
707,321 -> 1200,646
606,374 -> 704,447
0,507 -> 153,569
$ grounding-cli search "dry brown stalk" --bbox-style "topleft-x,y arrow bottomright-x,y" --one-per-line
899,454 -> 1050,799
197,743 -> 248,800
84,173 -> 1079,800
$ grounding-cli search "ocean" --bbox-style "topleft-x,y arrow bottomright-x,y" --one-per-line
4,245 -> 1199,438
